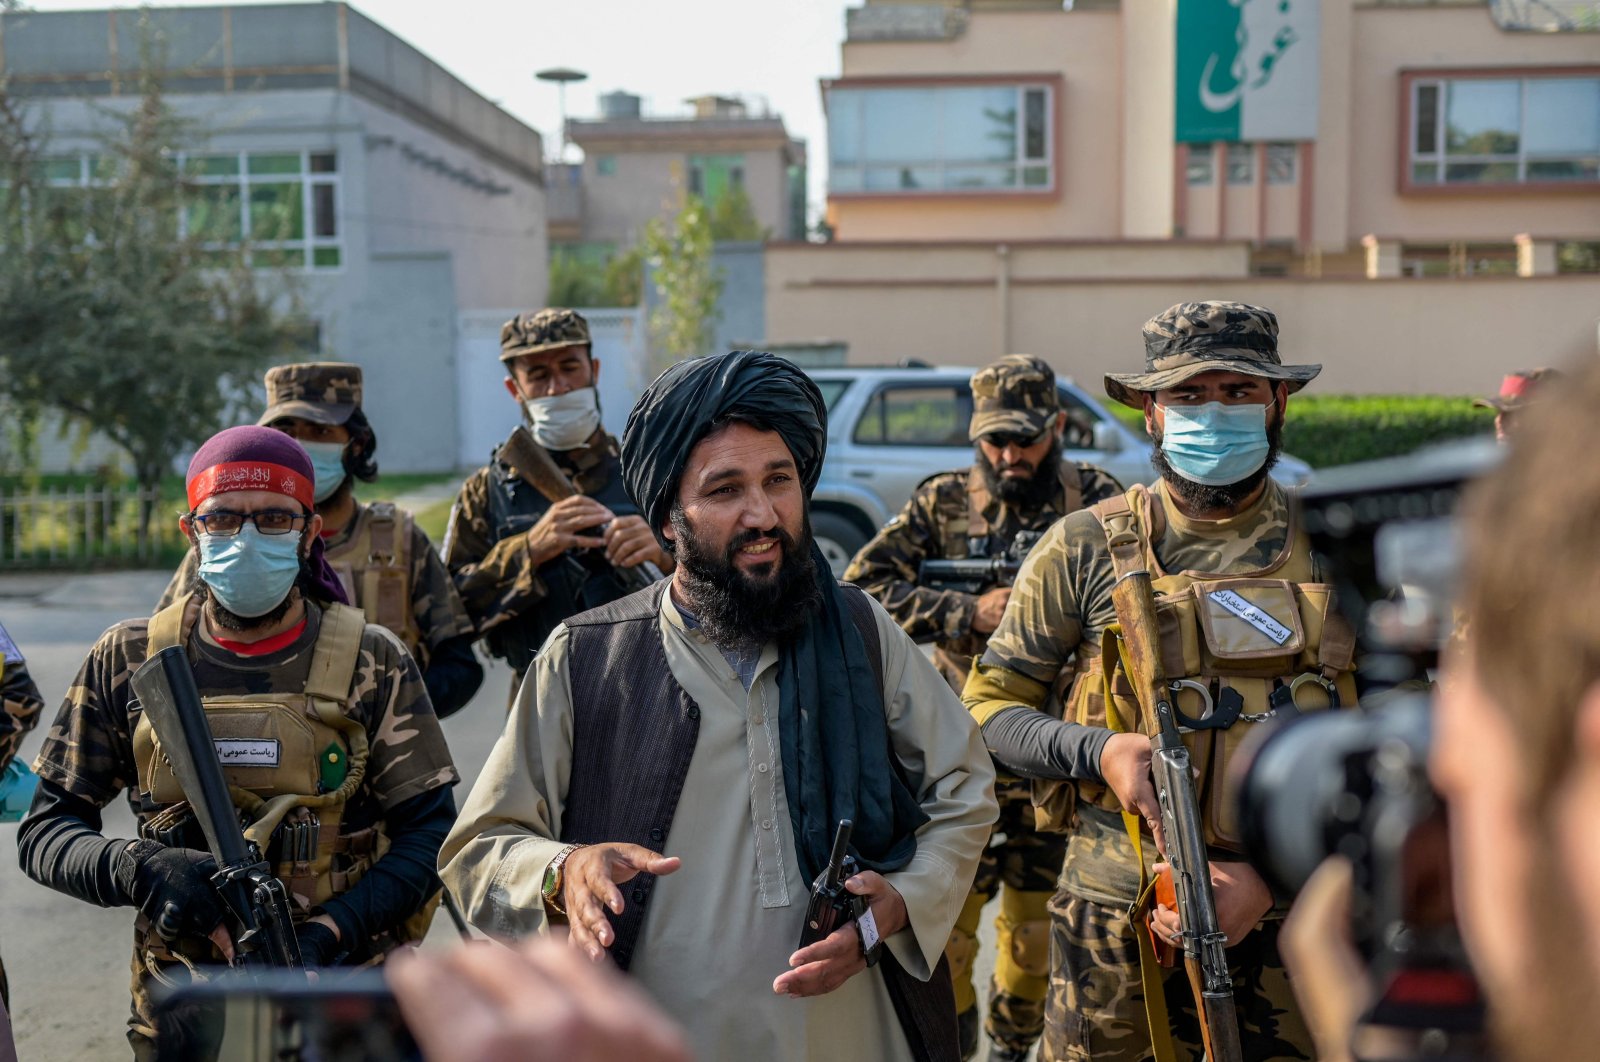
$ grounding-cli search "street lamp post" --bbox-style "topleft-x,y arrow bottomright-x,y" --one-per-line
535,66 -> 588,164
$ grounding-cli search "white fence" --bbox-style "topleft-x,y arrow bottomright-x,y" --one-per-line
0,486 -> 183,567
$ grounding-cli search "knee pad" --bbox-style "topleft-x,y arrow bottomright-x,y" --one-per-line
945,926 -> 979,984
1008,917 -> 1051,980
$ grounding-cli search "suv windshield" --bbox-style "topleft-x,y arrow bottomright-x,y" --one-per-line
812,378 -> 851,413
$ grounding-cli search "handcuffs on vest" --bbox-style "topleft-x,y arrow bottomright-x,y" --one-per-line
1167,672 -> 1342,731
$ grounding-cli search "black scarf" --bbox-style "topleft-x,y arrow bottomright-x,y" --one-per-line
622,352 -> 928,879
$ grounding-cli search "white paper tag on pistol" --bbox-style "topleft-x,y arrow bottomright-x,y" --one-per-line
856,907 -> 880,953
1206,590 -> 1293,646
214,739 -> 280,767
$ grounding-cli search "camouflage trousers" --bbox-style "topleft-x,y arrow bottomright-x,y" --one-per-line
1042,892 -> 1312,1062
944,782 -> 1066,1057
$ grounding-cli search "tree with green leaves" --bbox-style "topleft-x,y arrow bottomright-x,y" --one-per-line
0,45 -> 308,540
642,195 -> 723,372
706,184 -> 768,242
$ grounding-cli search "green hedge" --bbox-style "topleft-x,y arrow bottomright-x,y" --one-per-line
1106,395 -> 1493,468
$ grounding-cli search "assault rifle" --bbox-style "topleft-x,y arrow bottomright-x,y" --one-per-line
1104,519 -> 1242,1062
497,425 -> 664,592
917,529 -> 1044,595
130,647 -> 304,970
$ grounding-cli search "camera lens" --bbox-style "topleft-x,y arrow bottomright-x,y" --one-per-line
1233,697 -> 1434,898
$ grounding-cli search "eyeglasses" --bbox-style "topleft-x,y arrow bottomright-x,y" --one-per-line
980,427 -> 1049,450
188,509 -> 308,537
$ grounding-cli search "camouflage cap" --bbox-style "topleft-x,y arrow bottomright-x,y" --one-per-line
500,308 -> 591,363
969,354 -> 1060,441
1473,368 -> 1564,413
1104,301 -> 1322,409
257,362 -> 363,427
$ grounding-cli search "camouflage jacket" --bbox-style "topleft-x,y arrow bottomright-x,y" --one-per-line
33,602 -> 458,835
441,429 -> 628,662
971,478 -> 1314,904
844,462 -> 1123,692
1,621 -> 45,769
157,501 -> 474,667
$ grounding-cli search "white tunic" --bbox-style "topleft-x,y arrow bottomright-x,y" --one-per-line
439,589 -> 998,1062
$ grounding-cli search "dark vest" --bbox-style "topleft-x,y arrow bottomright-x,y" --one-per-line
482,452 -> 637,671
564,583 -> 959,1062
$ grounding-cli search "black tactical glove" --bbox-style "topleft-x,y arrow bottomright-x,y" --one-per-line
117,840 -> 227,942
295,919 -> 343,968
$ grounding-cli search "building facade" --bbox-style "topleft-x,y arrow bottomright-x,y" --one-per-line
2,2 -> 548,473
552,91 -> 807,260
766,0 -> 1600,393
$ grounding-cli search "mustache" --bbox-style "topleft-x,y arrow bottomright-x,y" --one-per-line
726,525 -> 794,558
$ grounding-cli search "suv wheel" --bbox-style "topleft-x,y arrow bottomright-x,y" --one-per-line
812,511 -> 868,579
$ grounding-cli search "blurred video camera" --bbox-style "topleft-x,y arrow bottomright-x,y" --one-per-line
1233,440 -> 1501,1062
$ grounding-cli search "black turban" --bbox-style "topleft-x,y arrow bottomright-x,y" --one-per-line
621,350 -> 827,542
619,350 -> 927,883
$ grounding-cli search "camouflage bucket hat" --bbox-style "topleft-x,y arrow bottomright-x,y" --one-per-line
257,362 -> 363,426
500,308 -> 591,363
969,354 -> 1060,441
1104,301 -> 1322,409
1473,368 -> 1563,413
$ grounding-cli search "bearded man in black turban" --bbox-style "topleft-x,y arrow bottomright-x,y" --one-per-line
441,351 -> 998,1062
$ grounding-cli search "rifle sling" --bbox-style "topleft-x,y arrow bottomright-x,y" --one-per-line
1096,495 -> 1182,1062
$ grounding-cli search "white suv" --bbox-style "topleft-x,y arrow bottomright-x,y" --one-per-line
806,365 -> 1313,575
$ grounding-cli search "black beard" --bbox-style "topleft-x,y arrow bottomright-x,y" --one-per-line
670,507 -> 822,654
978,440 -> 1063,509
199,582 -> 299,632
1150,417 -> 1283,511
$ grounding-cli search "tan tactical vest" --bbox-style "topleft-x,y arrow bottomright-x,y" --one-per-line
326,502 -> 419,656
1038,485 -> 1359,851
130,595 -> 429,975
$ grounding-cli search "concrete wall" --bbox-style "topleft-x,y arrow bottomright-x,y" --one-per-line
352,94 -> 546,308
765,242 -> 1600,395
577,142 -> 792,248
579,149 -> 685,248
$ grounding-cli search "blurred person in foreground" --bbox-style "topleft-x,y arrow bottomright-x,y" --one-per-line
1282,355 -> 1600,1062
389,936 -> 691,1062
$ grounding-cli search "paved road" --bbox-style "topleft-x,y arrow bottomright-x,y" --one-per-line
1,569 -> 1016,1060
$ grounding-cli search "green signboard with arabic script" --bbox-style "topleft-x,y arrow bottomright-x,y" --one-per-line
1175,0 -> 1320,142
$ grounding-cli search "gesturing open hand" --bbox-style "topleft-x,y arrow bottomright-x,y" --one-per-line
560,843 -> 682,962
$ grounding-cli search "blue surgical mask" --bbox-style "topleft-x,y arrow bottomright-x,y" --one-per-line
301,441 -> 349,504
1158,401 -> 1274,487
198,525 -> 305,618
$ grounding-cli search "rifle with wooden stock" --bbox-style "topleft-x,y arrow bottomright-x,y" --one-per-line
1103,513 -> 1243,1062
496,425 -> 664,592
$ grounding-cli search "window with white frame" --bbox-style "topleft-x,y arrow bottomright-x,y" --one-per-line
827,82 -> 1054,194
1226,143 -> 1255,185
1265,143 -> 1298,185
1410,75 -> 1600,186
181,151 -> 342,268
1186,143 -> 1215,186
32,150 -> 342,268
